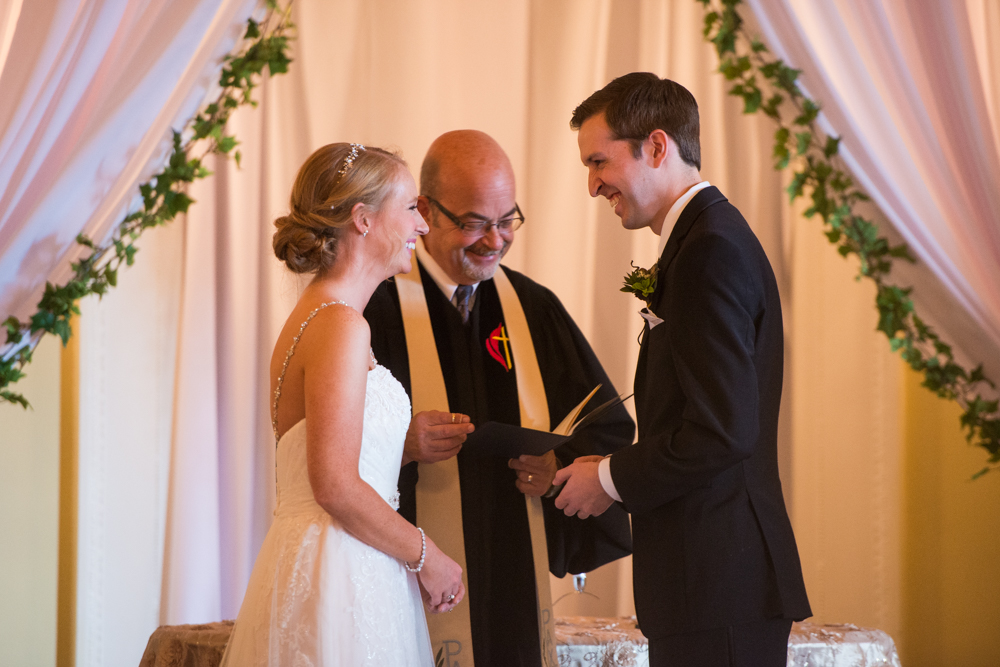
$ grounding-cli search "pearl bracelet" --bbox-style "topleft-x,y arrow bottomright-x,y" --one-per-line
404,527 -> 426,573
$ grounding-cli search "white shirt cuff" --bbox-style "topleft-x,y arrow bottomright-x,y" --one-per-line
597,456 -> 622,503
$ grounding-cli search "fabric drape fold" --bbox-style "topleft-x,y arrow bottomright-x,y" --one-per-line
0,0 -> 258,325
748,0 -> 1000,383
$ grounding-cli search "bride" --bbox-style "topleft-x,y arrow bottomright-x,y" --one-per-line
221,143 -> 466,665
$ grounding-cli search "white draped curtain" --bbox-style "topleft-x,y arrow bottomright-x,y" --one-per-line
750,0 -> 1000,385
0,0 -> 258,324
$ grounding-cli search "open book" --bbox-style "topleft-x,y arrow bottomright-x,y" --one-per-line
464,385 -> 631,458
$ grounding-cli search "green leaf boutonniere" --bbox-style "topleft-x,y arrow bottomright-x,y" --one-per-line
621,261 -> 658,309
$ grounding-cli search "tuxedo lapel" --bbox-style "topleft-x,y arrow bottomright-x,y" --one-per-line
657,186 -> 728,276
637,186 -> 728,399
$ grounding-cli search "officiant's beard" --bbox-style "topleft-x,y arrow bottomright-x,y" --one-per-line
460,238 -> 510,282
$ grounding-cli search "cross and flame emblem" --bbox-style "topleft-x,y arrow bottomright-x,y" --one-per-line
486,323 -> 513,372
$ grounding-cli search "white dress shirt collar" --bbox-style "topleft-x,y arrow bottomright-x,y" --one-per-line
656,181 -> 711,259
416,238 -> 480,301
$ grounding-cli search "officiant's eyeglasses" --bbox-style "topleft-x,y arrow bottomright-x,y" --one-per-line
425,196 -> 524,237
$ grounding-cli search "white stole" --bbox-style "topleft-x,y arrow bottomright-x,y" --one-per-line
395,257 -> 557,667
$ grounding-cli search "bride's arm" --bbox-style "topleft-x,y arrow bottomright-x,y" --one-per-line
299,306 -> 462,608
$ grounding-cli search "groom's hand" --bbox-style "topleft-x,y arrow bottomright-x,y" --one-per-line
553,456 -> 614,519
403,411 -> 474,465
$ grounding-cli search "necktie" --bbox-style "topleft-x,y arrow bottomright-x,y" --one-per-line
453,284 -> 474,323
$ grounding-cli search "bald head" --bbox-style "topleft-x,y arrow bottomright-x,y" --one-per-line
417,130 -> 519,285
420,130 -> 515,201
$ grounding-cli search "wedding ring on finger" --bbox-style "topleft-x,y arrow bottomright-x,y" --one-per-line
451,413 -> 456,424
527,474 -> 533,483
446,594 -> 455,602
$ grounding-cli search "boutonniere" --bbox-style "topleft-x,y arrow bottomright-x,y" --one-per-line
621,261 -> 658,309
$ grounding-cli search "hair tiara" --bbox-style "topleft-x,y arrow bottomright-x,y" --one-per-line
330,143 -> 366,211
337,143 -> 365,180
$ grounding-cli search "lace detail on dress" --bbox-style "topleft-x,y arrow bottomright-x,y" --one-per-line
356,366 -> 410,506
348,533 -> 423,665
275,518 -> 322,666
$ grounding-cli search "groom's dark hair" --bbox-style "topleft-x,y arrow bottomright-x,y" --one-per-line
570,72 -> 701,170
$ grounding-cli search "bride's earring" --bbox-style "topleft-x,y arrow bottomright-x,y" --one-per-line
363,230 -> 368,238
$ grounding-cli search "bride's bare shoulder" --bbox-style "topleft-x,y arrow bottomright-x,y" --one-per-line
273,301 -> 370,368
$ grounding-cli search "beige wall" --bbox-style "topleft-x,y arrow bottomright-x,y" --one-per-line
0,334 -> 60,667
901,366 -> 1000,667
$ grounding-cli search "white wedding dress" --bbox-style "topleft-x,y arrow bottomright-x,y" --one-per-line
221,358 -> 433,666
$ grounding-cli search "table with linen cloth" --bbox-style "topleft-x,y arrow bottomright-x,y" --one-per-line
138,616 -> 902,667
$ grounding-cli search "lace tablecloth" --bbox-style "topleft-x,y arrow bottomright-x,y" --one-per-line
138,617 -> 902,667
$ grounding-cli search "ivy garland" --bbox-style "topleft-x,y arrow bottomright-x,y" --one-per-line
0,1 -> 294,409
697,0 -> 999,476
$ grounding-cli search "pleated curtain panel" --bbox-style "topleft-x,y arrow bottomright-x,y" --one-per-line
750,0 -> 1000,385
0,0 -> 257,325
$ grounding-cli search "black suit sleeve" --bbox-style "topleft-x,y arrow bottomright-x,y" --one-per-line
611,233 -> 762,515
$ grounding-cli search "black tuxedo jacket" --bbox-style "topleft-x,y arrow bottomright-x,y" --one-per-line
609,186 -> 811,638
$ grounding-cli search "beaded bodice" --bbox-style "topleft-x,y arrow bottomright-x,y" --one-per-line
270,301 -> 409,514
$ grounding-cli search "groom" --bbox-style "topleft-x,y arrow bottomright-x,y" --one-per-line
554,73 -> 811,666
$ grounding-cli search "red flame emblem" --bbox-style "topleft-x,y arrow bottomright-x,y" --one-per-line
486,323 -> 513,372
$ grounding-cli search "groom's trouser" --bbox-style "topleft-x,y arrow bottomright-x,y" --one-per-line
647,617 -> 791,667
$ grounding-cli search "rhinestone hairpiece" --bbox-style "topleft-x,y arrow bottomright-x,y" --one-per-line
337,143 -> 365,180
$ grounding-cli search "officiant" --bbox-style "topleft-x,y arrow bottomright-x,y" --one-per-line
364,130 -> 634,667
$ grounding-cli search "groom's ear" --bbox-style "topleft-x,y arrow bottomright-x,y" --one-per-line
647,129 -> 670,168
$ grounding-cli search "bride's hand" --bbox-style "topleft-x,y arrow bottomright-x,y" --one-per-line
416,535 -> 465,614
402,410 -> 474,465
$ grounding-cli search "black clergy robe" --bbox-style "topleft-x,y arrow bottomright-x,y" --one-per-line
364,262 -> 634,667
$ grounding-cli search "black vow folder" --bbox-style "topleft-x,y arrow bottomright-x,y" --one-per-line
464,385 -> 630,458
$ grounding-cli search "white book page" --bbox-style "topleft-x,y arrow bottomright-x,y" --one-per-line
551,384 -> 601,436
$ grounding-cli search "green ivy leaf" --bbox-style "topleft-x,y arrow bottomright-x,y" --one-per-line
773,63 -> 802,95
773,127 -> 791,169
823,136 -> 841,158
217,135 -> 239,154
786,170 -> 807,202
53,318 -> 72,345
830,172 -> 852,192
720,57 -> 742,80
889,244 -> 916,262
245,18 -> 260,40
795,132 -> 811,155
4,316 -> 23,345
0,390 -> 29,409
761,93 -> 783,120
703,11 -> 719,38
793,99 -> 820,126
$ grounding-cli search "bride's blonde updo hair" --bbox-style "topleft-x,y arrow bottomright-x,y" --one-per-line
273,143 -> 408,274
